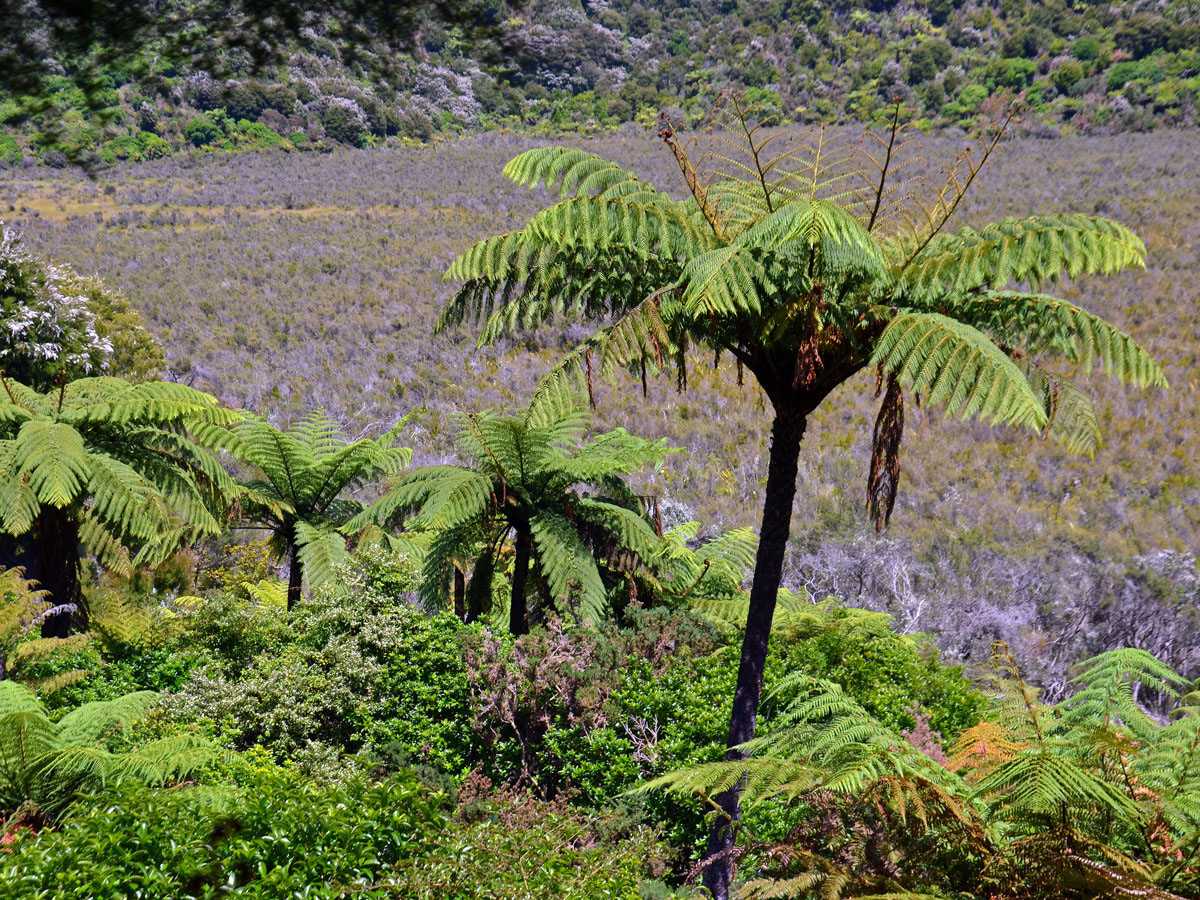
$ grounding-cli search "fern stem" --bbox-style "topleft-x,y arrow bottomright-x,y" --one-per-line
866,102 -> 903,233
896,105 -> 1019,275
704,404 -> 807,900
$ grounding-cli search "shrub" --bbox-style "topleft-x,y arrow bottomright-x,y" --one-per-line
167,549 -> 477,774
957,83 -> 989,112
0,769 -> 444,899
1071,36 -> 1102,62
398,784 -> 676,900
0,135 -> 20,166
1053,60 -> 1084,93
183,114 -> 223,147
320,98 -> 368,145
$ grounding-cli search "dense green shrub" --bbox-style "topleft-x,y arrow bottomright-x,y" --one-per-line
1072,36 -> 1103,62
0,770 -> 444,899
396,787 -> 679,900
165,549 -> 477,774
183,114 -> 224,147
765,611 -> 985,738
1053,60 -> 1085,93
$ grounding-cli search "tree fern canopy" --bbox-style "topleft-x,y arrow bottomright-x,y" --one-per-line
0,375 -> 242,634
351,395 -> 672,632
444,111 -> 1163,502
227,408 -> 413,607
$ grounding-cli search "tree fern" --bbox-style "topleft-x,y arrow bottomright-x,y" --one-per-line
441,103 -> 1163,898
350,396 -> 671,633
0,375 -> 241,636
226,408 -> 413,609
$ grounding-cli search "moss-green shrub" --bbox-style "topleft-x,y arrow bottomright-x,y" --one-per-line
0,769 -> 444,900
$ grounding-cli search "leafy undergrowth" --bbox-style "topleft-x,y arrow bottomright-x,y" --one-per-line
2,548 -> 990,896
3,546 -> 1196,897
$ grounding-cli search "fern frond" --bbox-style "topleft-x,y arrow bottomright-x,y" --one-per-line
502,146 -> 658,199
529,510 -> 607,625
293,521 -> 350,591
947,291 -> 1166,387
871,313 -> 1046,430
54,690 -> 159,745
892,214 -> 1146,294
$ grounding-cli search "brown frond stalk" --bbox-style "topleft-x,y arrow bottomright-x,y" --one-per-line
899,104 -> 1021,273
659,114 -> 724,238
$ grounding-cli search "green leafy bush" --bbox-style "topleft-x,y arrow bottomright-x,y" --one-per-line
166,549 -> 477,775
183,113 -> 226,147
1072,36 -> 1103,62
397,785 -> 676,900
0,769 -> 444,899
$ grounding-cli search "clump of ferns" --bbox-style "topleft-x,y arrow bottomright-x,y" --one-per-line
640,641 -> 1200,899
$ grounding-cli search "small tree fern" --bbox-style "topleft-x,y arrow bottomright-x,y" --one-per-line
440,99 -> 1165,897
0,375 -> 241,637
351,397 -> 670,633
0,568 -> 90,693
0,680 -> 222,827
226,409 -> 413,609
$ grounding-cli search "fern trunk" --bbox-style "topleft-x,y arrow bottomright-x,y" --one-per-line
33,505 -> 83,639
510,522 -> 532,635
703,406 -> 806,900
286,537 -> 302,611
453,567 -> 466,621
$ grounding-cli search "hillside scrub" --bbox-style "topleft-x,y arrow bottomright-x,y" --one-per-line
2,128 -> 1196,692
2,0 -> 1199,166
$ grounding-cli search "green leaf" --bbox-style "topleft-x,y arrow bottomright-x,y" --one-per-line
871,313 -> 1047,430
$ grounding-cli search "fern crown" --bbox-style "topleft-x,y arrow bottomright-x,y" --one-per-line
442,110 -> 1163,526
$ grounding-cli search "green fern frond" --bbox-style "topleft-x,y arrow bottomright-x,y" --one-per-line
871,313 -> 1047,430
529,510 -> 607,624
892,214 -> 1146,294
293,521 -> 350,591
502,146 -> 657,199
948,291 -> 1166,387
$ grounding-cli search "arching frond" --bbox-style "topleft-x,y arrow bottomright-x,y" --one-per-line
530,509 -> 607,624
502,146 -> 658,200
9,420 -> 90,508
947,291 -> 1166,387
972,749 -> 1142,828
55,690 -> 159,745
871,313 -> 1047,430
892,214 -> 1146,295
293,521 -> 350,592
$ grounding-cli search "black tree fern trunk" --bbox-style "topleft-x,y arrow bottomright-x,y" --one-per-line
35,505 -> 83,639
509,523 -> 532,635
703,405 -> 806,900
286,537 -> 302,611
453,566 -> 466,621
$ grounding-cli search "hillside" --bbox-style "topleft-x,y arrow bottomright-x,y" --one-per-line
2,0 -> 1199,166
3,124 -> 1197,691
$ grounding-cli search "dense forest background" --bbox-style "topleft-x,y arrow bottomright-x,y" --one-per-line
2,0 -> 1199,166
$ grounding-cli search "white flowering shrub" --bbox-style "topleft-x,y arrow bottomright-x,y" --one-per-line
0,225 -> 112,389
